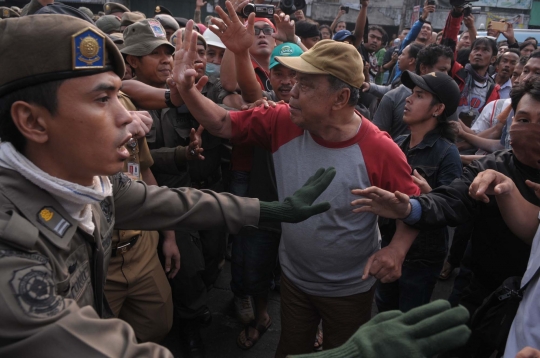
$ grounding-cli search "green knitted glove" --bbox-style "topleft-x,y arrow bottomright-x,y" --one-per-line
259,167 -> 336,223
289,300 -> 471,358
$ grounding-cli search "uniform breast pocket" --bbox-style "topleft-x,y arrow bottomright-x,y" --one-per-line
61,244 -> 92,302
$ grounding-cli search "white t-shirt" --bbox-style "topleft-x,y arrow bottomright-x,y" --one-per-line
504,212 -> 540,358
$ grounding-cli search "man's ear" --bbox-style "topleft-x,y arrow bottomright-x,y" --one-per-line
433,103 -> 445,117
10,101 -> 50,145
125,54 -> 139,69
333,87 -> 351,110
491,55 -> 497,65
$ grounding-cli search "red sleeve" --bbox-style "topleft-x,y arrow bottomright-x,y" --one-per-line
230,104 -> 302,153
359,121 -> 421,196
441,10 -> 463,56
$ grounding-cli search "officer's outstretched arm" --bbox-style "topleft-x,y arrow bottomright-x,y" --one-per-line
113,168 -> 336,233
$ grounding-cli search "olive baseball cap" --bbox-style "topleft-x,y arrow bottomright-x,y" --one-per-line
96,15 -> 121,34
401,70 -> 460,116
270,43 -> 303,70
0,14 -> 125,98
104,2 -> 130,15
276,39 -> 364,88
121,19 -> 175,56
120,11 -> 146,27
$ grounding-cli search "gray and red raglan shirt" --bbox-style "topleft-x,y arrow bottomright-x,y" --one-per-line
230,104 -> 420,297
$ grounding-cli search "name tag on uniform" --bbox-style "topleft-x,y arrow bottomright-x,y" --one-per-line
127,162 -> 140,179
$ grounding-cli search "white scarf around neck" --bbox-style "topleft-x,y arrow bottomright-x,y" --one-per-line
0,142 -> 112,234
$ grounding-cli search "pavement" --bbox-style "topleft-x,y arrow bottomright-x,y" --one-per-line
161,258 -> 457,358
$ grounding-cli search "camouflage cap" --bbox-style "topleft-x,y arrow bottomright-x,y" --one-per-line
0,6 -> 20,18
103,2 -> 130,15
0,14 -> 125,98
96,15 -> 121,34
155,14 -> 179,31
121,19 -> 175,56
120,11 -> 146,27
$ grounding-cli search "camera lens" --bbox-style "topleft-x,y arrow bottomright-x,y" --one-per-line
242,3 -> 255,16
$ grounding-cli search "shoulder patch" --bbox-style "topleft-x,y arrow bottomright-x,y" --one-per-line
10,265 -> 65,318
37,207 -> 72,237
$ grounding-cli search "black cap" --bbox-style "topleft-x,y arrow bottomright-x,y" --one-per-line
401,70 -> 460,117
154,5 -> 173,16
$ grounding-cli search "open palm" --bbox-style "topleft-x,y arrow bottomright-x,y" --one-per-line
172,20 -> 201,91
208,1 -> 255,54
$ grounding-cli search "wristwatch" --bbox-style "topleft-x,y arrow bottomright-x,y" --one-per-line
164,89 -> 176,108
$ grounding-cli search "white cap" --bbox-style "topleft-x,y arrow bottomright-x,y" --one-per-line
203,27 -> 226,49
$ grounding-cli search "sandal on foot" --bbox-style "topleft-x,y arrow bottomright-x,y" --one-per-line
439,261 -> 455,280
314,328 -> 323,351
236,319 -> 272,350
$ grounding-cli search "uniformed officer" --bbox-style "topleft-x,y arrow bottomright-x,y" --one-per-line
0,14 -> 334,356
154,4 -> 173,16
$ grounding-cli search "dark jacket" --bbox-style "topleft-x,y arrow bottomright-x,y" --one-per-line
381,130 -> 462,262
413,150 -> 540,290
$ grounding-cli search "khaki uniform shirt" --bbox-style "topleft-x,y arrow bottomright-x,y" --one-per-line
0,168 -> 259,357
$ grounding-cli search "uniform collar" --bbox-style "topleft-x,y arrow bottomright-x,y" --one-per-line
0,167 -> 79,251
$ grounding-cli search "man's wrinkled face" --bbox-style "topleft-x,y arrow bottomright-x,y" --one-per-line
250,21 -> 276,58
206,45 -> 225,65
128,45 -> 173,88
288,73 -> 335,130
270,64 -> 296,102
366,29 -> 383,53
40,72 -> 133,183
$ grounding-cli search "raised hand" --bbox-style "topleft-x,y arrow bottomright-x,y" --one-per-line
209,0 -> 255,54
351,187 -> 412,219
172,20 -> 205,92
273,13 -> 296,43
196,0 -> 207,9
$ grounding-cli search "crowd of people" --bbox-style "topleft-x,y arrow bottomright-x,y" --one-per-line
1,0 -> 540,357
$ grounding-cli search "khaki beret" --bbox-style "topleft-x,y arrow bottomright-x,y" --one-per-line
155,14 -> 179,31
121,19 -> 175,56
154,5 -> 173,16
0,14 -> 125,98
120,11 -> 146,27
0,6 -> 20,18
96,15 -> 121,34
170,28 -> 207,49
103,2 -> 130,15
78,7 -> 94,19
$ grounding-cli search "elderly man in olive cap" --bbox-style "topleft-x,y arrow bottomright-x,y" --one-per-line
173,3 -> 424,355
0,13 -> 336,357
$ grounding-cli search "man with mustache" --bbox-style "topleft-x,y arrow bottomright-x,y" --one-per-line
493,49 -> 520,100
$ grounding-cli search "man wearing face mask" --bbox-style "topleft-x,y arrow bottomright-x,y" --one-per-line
351,78 -> 540,357
202,29 -> 226,83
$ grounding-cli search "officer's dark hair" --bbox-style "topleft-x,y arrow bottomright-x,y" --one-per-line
368,25 -> 388,45
511,79 -> 540,113
415,44 -> 454,74
471,37 -> 497,56
520,40 -> 538,52
495,48 -> 520,65
327,75 -> 360,106
0,80 -> 64,153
